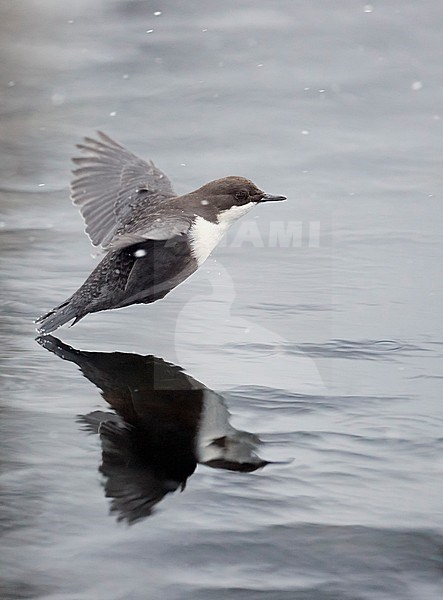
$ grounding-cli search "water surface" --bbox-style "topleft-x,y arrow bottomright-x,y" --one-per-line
1,1 -> 442,599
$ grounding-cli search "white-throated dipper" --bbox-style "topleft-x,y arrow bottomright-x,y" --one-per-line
35,132 -> 286,333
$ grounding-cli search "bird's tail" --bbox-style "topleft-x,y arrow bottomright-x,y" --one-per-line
35,299 -> 83,334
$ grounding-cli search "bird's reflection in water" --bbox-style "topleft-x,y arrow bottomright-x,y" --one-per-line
37,336 -> 269,523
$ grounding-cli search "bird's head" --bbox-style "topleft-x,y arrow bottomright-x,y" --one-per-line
190,176 -> 286,223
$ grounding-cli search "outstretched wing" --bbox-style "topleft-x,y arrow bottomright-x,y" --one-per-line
71,131 -> 180,250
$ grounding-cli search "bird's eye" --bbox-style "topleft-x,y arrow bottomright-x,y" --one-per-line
235,191 -> 248,202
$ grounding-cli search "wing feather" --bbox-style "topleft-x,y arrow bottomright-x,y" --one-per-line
71,131 -> 180,250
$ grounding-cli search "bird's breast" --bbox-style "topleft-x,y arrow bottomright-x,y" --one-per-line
188,203 -> 255,266
188,216 -> 229,266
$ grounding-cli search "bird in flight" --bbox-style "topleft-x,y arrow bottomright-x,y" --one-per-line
36,132 -> 286,334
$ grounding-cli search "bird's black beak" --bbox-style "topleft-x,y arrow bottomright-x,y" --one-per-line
260,193 -> 287,202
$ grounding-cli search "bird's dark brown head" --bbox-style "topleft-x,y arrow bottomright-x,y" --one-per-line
186,176 -> 286,221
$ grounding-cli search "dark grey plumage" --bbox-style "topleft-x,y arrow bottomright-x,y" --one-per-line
35,132 -> 286,333
71,132 -> 180,249
37,235 -> 197,333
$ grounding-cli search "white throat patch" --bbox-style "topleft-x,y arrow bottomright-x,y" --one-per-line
189,202 -> 255,265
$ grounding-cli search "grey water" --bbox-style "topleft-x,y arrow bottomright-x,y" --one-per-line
1,1 -> 443,599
